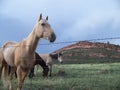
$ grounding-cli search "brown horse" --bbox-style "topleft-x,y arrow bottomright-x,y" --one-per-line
28,52 -> 49,78
0,14 -> 56,90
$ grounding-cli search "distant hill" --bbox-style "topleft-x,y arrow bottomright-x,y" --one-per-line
54,41 -> 120,64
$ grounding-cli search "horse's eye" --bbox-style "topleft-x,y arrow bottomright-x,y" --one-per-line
41,23 -> 45,26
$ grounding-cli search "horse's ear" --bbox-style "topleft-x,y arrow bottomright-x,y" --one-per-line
46,16 -> 48,21
38,14 -> 42,21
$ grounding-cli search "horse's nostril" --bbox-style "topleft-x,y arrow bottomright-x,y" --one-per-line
50,33 -> 56,42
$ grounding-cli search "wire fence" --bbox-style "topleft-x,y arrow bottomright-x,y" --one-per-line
1,36 -> 120,47
37,37 -> 120,45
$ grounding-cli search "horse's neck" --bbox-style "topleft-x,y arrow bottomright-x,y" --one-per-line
35,53 -> 48,68
25,27 -> 40,53
38,59 -> 48,68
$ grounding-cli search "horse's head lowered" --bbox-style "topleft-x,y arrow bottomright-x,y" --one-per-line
35,14 -> 56,42
50,52 -> 63,64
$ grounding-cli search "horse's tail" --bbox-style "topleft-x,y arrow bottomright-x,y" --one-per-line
0,48 -> 3,79
2,65 -> 9,89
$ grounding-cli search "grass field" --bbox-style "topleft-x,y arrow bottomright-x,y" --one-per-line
0,63 -> 120,90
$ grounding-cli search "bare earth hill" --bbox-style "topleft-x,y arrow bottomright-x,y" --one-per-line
54,41 -> 120,64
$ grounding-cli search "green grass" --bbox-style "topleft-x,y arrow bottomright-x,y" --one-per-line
0,63 -> 120,90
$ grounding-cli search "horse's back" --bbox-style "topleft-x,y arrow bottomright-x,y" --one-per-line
3,41 -> 17,48
39,54 -> 53,65
35,52 -> 48,67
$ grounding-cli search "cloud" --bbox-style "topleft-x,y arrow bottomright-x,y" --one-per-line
56,0 -> 120,41
1,0 -> 120,53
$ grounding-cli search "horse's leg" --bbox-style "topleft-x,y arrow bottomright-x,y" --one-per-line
17,66 -> 29,90
0,65 -> 3,79
49,65 -> 52,76
16,66 -> 22,90
15,71 -> 17,78
2,64 -> 9,89
21,69 -> 29,82
0,60 -> 3,79
28,67 -> 34,78
9,67 -> 16,90
8,66 -> 11,75
32,67 -> 35,77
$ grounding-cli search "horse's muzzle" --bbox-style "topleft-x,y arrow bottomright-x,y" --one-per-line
49,33 -> 56,42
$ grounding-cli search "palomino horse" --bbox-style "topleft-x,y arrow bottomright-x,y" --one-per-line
0,14 -> 56,90
29,52 -> 63,77
9,52 -> 49,78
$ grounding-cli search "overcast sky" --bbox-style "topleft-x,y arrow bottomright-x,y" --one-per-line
0,0 -> 120,53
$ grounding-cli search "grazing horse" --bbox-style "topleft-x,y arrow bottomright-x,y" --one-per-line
28,52 -> 49,78
0,14 -> 56,90
39,52 -> 63,76
40,52 -> 63,76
